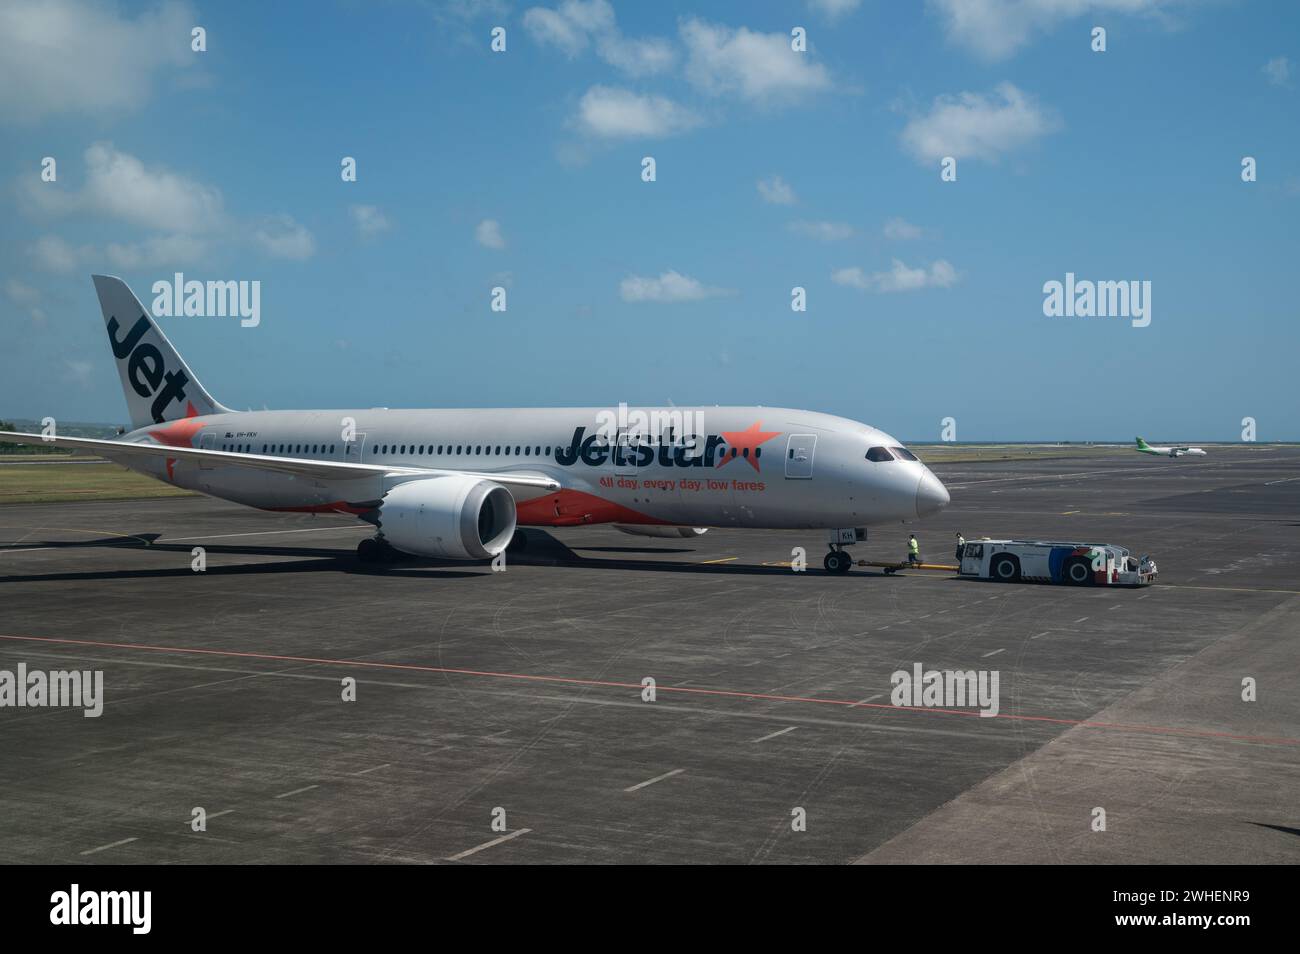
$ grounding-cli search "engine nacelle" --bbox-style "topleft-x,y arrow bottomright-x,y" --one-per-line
612,524 -> 708,539
378,476 -> 516,560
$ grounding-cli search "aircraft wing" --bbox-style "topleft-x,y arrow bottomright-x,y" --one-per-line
0,431 -> 561,491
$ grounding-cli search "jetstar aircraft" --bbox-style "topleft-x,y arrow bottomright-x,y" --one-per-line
0,276 -> 950,573
1133,436 -> 1207,458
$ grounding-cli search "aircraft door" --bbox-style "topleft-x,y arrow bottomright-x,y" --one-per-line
343,431 -> 367,462
785,434 -> 816,479
198,432 -> 217,469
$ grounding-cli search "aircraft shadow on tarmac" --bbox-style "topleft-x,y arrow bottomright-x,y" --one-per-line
0,529 -> 904,583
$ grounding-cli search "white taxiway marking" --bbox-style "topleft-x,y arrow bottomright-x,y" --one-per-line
750,726 -> 798,743
352,763 -> 390,776
446,828 -> 532,861
162,526 -> 368,543
624,768 -> 685,793
206,809 -> 235,821
1265,476 -> 1300,485
0,523 -> 367,556
1030,632 -> 1052,640
851,693 -> 885,707
273,784 -> 319,799
80,837 -> 137,856
981,648 -> 1005,658
1073,617 -> 1089,623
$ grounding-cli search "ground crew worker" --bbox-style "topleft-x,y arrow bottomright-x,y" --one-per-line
907,534 -> 920,566
955,531 -> 965,561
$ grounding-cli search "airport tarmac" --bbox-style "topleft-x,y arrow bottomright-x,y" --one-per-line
0,446 -> 1296,864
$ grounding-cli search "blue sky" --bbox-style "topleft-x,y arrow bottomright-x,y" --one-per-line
2,0 -> 1297,440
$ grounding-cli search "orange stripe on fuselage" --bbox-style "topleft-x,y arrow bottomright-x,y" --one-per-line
515,488 -> 667,527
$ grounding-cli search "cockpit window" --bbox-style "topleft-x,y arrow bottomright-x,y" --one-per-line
866,446 -> 895,462
890,446 -> 918,462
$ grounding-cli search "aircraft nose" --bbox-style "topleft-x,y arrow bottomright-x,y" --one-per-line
915,469 -> 950,518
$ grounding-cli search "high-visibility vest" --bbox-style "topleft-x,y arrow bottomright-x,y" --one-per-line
909,539 -> 919,555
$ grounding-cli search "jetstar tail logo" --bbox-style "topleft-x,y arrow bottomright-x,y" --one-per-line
107,314 -> 190,423
555,422 -> 780,472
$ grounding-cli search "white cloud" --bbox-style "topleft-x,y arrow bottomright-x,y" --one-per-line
475,218 -> 506,250
808,0 -> 862,19
757,174 -> 797,205
833,259 -> 959,293
103,234 -> 210,268
1263,56 -> 1292,88
620,270 -> 734,303
252,215 -> 316,261
21,143 -> 315,268
928,0 -> 1185,61
900,82 -> 1058,163
524,1 -> 674,75
4,278 -> 41,305
523,5 -> 591,56
0,0 -> 196,121
350,204 -> 392,239
24,142 -> 224,233
63,358 -> 95,388
30,236 -> 86,273
681,18 -> 832,104
29,231 -> 209,271
5,277 -> 45,325
573,85 -> 703,139
789,220 -> 854,241
596,34 -> 676,77
883,217 -> 924,240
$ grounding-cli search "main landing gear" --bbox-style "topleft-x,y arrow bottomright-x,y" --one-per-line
824,527 -> 867,575
356,536 -> 400,564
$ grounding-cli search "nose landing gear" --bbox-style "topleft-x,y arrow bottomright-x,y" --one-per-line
824,527 -> 866,574
824,549 -> 853,574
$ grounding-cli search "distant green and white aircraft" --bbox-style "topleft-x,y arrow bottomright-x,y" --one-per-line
1134,437 -> 1206,458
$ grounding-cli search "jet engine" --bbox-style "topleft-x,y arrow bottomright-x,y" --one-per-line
612,524 -> 709,539
378,476 -> 516,560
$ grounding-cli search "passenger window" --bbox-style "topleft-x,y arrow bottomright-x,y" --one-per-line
891,446 -> 918,462
866,446 -> 894,462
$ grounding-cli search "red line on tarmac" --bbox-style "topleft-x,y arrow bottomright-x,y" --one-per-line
2,632 -> 1295,747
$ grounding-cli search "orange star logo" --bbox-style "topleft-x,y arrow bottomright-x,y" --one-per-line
147,402 -> 203,479
716,421 -> 781,472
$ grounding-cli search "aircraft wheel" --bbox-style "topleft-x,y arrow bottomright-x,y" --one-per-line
824,551 -> 852,574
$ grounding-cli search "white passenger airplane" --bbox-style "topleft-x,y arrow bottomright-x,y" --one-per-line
0,276 -> 949,573
1133,436 -> 1207,458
